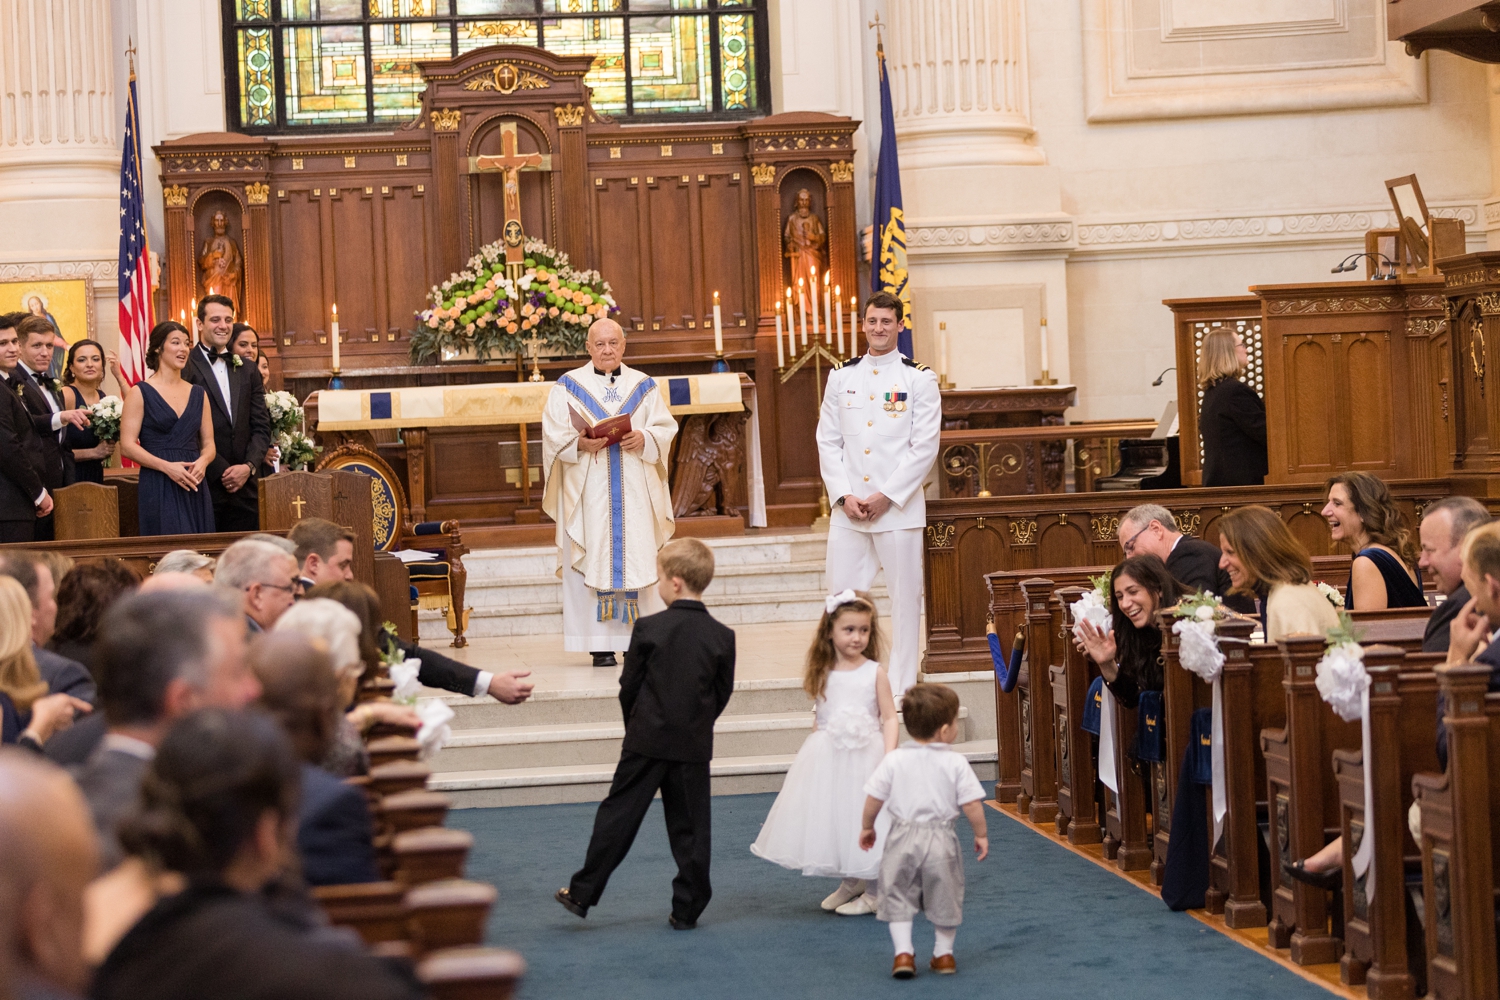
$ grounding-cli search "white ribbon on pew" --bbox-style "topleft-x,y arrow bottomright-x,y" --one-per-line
1172,618 -> 1229,846
1098,684 -> 1121,794
390,658 -> 424,704
415,697 -> 456,760
1314,641 -> 1373,895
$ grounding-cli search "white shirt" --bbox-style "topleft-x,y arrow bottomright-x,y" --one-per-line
102,732 -> 157,760
200,345 -> 232,421
864,741 -> 986,823
17,361 -> 64,437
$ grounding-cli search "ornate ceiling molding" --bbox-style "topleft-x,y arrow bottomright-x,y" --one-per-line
906,221 -> 1075,254
0,260 -> 116,282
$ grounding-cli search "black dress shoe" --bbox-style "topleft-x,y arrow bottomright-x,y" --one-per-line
555,888 -> 587,918
591,652 -> 618,667
668,915 -> 697,930
1283,859 -> 1343,891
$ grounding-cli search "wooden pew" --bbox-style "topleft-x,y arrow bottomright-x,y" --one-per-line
1051,586 -> 1101,846
1101,681 -> 1152,872
417,947 -> 525,1000
1413,666 -> 1500,1000
1015,578 -> 1060,824
1333,649 -> 1440,996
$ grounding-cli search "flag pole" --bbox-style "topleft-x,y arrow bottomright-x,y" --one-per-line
126,41 -> 155,330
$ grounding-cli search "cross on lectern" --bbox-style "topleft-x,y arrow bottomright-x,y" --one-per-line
290,495 -> 307,518
468,121 -> 553,277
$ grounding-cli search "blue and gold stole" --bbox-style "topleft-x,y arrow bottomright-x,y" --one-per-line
556,372 -> 658,624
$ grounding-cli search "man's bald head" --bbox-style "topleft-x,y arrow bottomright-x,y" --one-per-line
0,750 -> 98,993
139,571 -> 210,594
586,318 -> 626,373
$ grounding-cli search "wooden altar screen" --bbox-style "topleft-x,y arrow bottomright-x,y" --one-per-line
154,45 -> 861,527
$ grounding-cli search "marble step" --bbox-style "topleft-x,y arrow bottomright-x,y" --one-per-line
437,677 -> 817,729
454,532 -> 831,580
431,739 -> 999,808
429,708 -> 972,773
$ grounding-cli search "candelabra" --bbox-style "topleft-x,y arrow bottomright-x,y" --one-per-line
779,337 -> 844,529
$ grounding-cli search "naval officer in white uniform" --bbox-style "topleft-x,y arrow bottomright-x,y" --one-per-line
815,291 -> 941,696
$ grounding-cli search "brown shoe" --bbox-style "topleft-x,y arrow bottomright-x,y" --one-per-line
892,953 -> 916,979
930,954 -> 957,974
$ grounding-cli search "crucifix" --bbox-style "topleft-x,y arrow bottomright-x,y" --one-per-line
524,330 -> 545,382
467,121 -> 553,279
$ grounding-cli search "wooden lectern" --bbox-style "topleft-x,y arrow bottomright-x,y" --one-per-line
258,470 -> 377,585
51,483 -> 120,540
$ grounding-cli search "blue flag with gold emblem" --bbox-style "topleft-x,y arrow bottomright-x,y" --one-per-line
871,39 -> 911,357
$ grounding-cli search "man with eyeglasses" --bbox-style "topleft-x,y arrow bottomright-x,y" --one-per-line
1116,503 -> 1254,613
213,538 -> 302,632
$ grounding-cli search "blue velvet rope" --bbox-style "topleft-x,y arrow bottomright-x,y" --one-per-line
988,629 -> 1024,693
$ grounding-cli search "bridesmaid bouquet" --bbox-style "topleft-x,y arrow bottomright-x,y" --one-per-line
265,390 -> 303,437
276,429 -> 320,471
88,395 -> 124,442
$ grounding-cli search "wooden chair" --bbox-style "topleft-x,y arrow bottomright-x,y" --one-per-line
316,443 -> 471,647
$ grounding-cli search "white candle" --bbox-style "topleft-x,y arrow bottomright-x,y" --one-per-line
712,291 -> 723,354
939,322 -> 949,379
774,300 -> 784,368
785,288 -> 796,357
850,297 -> 859,357
834,285 -> 843,356
1039,316 -> 1049,374
810,268 -> 820,340
331,303 -> 341,371
823,272 -> 832,346
797,279 -> 808,348
190,299 -> 198,344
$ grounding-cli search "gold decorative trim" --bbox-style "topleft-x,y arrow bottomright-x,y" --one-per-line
751,163 -> 776,186
1174,512 -> 1202,537
245,182 -> 270,205
463,63 -> 549,94
926,522 -> 955,548
1475,292 -> 1500,316
344,155 -> 357,168
1009,518 -> 1038,546
163,184 -> 189,208
1265,296 -> 1400,315
660,143 -> 673,157
396,154 -> 409,166
829,160 -> 854,183
431,108 -> 463,132
552,103 -> 585,127
1090,514 -> 1119,542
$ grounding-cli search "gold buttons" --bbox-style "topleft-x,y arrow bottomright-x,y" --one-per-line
867,420 -> 873,427
869,394 -> 875,400
863,475 -> 870,482
864,448 -> 870,454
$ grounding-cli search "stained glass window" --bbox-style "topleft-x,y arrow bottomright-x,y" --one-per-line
224,0 -> 768,132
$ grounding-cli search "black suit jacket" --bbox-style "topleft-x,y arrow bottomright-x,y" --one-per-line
1166,536 -> 1256,615
1199,377 -> 1268,487
297,763 -> 381,886
11,366 -> 69,489
619,600 -> 736,763
1424,585 -> 1468,655
0,374 -> 46,521
389,635 -> 480,697
35,645 -> 96,704
74,745 -> 152,871
183,347 -> 272,490
1438,630 -> 1500,769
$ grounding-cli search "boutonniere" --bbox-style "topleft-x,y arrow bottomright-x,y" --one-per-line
230,354 -> 243,369
12,381 -> 23,399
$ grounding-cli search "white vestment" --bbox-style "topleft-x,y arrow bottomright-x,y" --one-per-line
542,362 -> 678,651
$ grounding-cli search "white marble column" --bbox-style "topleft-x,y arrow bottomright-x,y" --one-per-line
0,0 -> 120,261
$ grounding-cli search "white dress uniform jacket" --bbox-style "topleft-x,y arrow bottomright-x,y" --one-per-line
816,351 -> 941,532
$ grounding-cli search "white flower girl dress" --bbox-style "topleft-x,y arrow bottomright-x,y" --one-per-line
751,659 -> 890,878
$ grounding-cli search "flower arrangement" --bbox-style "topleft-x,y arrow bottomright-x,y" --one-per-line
409,237 -> 616,365
265,390 -> 303,438
1314,612 -> 1367,722
276,430 -> 320,472
1170,590 -> 1229,682
88,395 -> 124,443
1315,581 -> 1345,609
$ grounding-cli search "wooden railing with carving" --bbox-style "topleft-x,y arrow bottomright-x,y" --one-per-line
937,420 -> 1158,498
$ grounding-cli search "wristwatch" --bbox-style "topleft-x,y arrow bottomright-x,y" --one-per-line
835,496 -> 846,507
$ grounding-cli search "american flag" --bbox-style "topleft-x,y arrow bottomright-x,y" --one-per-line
117,63 -> 153,385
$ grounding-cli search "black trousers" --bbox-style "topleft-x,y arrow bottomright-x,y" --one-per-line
33,513 -> 53,541
210,481 -> 259,533
0,520 -> 35,543
569,751 -> 713,923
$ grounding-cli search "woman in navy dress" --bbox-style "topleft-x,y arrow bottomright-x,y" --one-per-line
60,339 -> 117,484
1322,471 -> 1426,610
120,322 -> 216,536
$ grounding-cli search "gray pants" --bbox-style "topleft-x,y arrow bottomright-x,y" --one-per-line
876,818 -> 965,926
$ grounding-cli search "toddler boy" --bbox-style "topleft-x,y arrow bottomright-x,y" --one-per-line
859,682 -> 988,978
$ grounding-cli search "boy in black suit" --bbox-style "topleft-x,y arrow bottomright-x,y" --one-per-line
556,537 -> 736,929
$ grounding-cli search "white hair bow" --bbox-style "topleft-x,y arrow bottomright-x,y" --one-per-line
825,589 -> 858,615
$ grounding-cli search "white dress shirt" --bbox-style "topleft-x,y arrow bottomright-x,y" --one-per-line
17,361 -> 64,438
200,346 -> 232,421
864,742 -> 987,823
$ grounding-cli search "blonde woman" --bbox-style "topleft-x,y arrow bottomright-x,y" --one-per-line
1198,328 -> 1267,487
0,576 -> 92,749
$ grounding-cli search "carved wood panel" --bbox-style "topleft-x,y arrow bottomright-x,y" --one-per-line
274,190 -> 328,349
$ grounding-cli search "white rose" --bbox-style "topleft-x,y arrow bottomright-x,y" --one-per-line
1195,605 -> 1216,621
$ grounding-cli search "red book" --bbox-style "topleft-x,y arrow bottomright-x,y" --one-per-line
569,405 -> 633,447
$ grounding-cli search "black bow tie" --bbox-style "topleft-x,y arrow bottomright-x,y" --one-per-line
203,347 -> 226,364
593,367 -> 620,379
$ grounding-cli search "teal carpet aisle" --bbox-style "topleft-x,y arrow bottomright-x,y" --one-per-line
451,788 -> 1331,1000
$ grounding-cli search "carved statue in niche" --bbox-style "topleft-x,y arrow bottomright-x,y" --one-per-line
783,188 -> 826,286
670,412 -> 749,519
198,210 -> 243,314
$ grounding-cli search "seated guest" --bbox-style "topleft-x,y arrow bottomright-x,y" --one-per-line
272,599 -> 371,777
251,633 -> 381,886
91,709 -> 426,1000
1197,328 -> 1267,487
214,538 -> 301,633
0,577 -> 92,751
1322,471 -> 1425,610
151,550 -> 216,583
71,588 -> 258,871
139,572 -> 208,595
0,552 -> 95,704
60,339 -> 117,484
48,559 -> 142,672
0,747 -> 100,999
294,517 -> 533,706
1074,554 -> 1185,709
1418,497 -> 1491,654
1216,505 -> 1339,641
1116,503 -> 1254,613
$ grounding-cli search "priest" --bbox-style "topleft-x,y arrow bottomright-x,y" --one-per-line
542,319 -> 678,666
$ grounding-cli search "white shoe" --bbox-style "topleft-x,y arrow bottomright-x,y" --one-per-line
835,893 -> 878,916
821,882 -> 864,911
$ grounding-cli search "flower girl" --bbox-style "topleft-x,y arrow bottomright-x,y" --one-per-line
751,590 -> 898,915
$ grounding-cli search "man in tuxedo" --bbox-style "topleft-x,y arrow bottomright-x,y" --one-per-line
0,554 -> 95,705
289,516 -> 535,705
1118,503 -> 1257,614
1418,496 -> 1490,654
71,588 -> 258,871
183,295 -> 271,532
0,315 -> 53,542
13,315 -> 88,540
